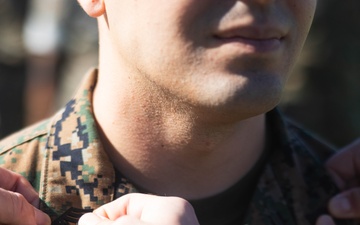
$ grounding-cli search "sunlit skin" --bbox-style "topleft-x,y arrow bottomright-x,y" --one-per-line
97,0 -> 316,121
79,0 -> 319,200
1,1 -> 360,225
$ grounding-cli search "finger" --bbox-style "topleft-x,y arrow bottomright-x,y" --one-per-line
93,193 -> 140,220
34,207 -> 52,225
326,138 -> 360,189
0,167 -> 39,207
315,215 -> 336,225
328,188 -> 360,218
93,193 -> 189,220
0,188 -> 50,225
94,194 -> 199,225
78,213 -> 107,225
78,212 -> 140,225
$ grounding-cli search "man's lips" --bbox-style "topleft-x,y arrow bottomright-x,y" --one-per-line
213,26 -> 286,53
214,35 -> 283,52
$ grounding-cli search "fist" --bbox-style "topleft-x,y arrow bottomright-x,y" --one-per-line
79,193 -> 200,225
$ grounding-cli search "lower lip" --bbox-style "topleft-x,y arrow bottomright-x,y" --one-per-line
214,36 -> 282,53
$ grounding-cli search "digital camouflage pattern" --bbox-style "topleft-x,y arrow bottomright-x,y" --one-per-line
0,69 -> 356,225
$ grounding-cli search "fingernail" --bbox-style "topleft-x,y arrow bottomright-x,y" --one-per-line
34,208 -> 51,225
316,215 -> 336,225
330,196 -> 351,213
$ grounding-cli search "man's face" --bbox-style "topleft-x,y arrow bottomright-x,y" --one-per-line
104,0 -> 316,117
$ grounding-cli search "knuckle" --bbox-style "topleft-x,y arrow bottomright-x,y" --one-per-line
10,192 -> 28,217
166,197 -> 196,217
167,196 -> 191,205
0,189 -> 32,224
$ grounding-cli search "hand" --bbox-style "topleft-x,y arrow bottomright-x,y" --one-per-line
0,167 -> 50,225
327,139 -> 360,219
78,193 -> 200,225
316,138 -> 360,225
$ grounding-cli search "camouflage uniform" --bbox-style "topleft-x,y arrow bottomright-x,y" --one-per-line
0,69 -> 356,225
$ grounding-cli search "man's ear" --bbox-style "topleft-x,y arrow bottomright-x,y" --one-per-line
77,0 -> 105,18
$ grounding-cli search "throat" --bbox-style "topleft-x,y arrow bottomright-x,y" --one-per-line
189,142 -> 268,225
93,75 -> 267,199
106,114 -> 267,200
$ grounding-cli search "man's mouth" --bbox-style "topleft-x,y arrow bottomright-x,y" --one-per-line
214,35 -> 283,52
213,25 -> 286,53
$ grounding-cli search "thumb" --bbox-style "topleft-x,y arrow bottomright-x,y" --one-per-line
328,188 -> 360,219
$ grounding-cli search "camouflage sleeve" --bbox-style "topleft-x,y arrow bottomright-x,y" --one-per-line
0,120 -> 51,192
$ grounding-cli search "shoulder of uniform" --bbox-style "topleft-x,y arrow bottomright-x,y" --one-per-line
284,117 -> 336,162
0,119 -> 51,154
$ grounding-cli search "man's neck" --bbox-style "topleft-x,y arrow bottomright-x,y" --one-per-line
93,68 -> 266,200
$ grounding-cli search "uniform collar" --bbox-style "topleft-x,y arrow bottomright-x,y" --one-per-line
41,69 -> 344,224
42,69 -> 136,215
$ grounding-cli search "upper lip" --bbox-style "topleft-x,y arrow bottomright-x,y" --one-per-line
214,24 -> 287,41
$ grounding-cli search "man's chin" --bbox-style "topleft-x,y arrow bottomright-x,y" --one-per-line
190,96 -> 280,124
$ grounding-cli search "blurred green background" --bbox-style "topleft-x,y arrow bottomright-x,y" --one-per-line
280,0 -> 360,147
